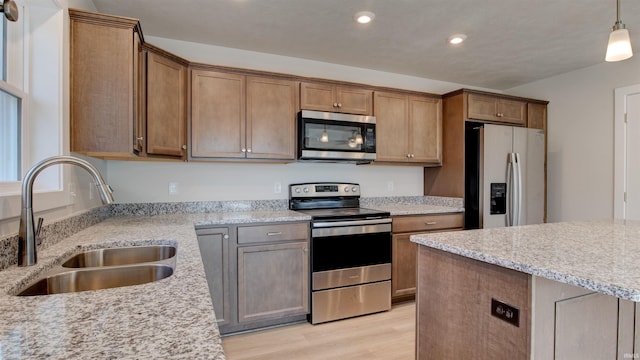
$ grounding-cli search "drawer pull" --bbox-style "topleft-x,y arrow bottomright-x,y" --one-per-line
425,221 -> 438,225
267,231 -> 283,236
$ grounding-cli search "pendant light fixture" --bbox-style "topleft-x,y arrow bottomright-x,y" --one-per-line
605,0 -> 633,62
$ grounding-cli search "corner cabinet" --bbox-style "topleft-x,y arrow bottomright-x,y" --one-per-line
374,91 -> 442,165
300,82 -> 372,115
391,213 -> 463,302
196,227 -> 231,326
143,46 -> 188,159
69,9 -> 188,160
69,9 -> 143,158
190,69 -> 298,161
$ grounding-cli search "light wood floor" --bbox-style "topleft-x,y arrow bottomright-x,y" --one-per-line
222,302 -> 416,360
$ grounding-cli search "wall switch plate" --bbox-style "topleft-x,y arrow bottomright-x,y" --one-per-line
491,298 -> 520,327
387,181 -> 394,192
274,182 -> 282,194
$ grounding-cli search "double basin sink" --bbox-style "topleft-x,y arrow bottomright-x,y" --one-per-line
16,245 -> 177,296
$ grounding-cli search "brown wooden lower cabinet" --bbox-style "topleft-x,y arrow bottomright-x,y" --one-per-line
391,213 -> 463,303
197,222 -> 310,335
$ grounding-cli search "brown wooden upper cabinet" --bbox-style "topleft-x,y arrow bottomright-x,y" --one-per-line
69,9 -> 143,158
467,93 -> 527,126
300,82 -> 372,115
191,69 -> 299,161
527,102 -> 547,130
374,92 -> 442,165
144,47 -> 188,159
69,9 -> 188,160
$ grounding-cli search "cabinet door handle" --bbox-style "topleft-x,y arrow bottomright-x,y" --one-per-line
241,148 -> 246,153
303,248 -> 309,253
337,103 -> 342,108
406,154 -> 411,158
223,234 -> 229,240
425,221 -> 438,225
333,102 -> 338,108
182,145 -> 187,150
410,154 -> 415,158
247,148 -> 252,153
267,231 -> 282,236
137,137 -> 144,141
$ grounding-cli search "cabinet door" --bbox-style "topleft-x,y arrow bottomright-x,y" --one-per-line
392,233 -> 417,300
197,228 -> 230,326
70,16 -> 137,156
409,96 -> 442,163
300,82 -> 336,112
527,103 -> 547,130
191,70 -> 245,158
374,91 -> 410,162
246,77 -> 298,160
467,93 -> 499,122
146,51 -> 187,157
336,86 -> 372,115
497,98 -> 527,125
237,241 -> 309,323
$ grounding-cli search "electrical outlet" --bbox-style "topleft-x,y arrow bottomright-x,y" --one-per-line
491,298 -> 520,327
69,182 -> 76,197
387,181 -> 394,192
168,182 -> 179,195
274,182 -> 282,194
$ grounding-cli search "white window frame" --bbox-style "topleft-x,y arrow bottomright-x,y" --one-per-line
0,0 -> 71,222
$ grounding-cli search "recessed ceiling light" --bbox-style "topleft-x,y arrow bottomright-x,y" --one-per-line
448,34 -> 467,45
354,11 -> 375,24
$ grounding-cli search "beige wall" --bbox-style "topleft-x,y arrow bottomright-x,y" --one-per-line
508,55 -> 640,222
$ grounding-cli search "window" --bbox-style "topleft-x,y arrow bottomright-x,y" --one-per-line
1,1 -> 64,200
0,10 -> 24,184
0,88 -> 21,181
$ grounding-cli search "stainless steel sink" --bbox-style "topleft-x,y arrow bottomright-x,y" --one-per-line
62,245 -> 176,268
17,264 -> 174,296
15,244 -> 178,296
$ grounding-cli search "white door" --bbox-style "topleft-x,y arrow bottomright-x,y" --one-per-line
614,85 -> 640,220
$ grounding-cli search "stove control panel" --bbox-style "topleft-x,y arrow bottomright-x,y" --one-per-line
290,183 -> 360,198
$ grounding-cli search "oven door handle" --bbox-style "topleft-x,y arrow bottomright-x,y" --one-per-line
312,218 -> 392,228
312,223 -> 392,238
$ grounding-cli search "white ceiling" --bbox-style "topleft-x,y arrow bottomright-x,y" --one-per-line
91,0 -> 639,90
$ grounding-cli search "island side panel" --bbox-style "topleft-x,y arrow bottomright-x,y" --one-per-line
416,246 -> 531,360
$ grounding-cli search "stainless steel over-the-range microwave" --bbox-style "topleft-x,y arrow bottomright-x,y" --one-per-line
298,110 -> 376,163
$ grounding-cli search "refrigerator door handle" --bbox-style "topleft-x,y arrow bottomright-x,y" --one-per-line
506,153 -> 515,226
515,152 -> 523,226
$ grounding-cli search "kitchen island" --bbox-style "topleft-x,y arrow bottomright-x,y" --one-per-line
411,220 -> 640,360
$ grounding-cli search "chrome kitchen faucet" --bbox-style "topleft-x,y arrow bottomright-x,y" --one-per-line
18,155 -> 114,266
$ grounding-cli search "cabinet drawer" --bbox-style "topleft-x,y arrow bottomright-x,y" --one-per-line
392,213 -> 463,233
238,223 -> 309,244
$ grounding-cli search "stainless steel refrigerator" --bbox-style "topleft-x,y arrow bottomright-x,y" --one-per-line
465,122 -> 545,229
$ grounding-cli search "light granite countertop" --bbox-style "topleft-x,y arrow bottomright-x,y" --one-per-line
0,210 -> 309,360
411,219 -> 640,302
368,203 -> 464,216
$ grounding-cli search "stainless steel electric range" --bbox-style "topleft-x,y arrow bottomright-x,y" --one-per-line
289,182 -> 392,324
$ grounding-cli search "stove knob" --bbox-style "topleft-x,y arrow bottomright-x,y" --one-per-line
303,187 -> 309,193
294,188 -> 301,193
351,186 -> 358,193
344,187 -> 350,192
